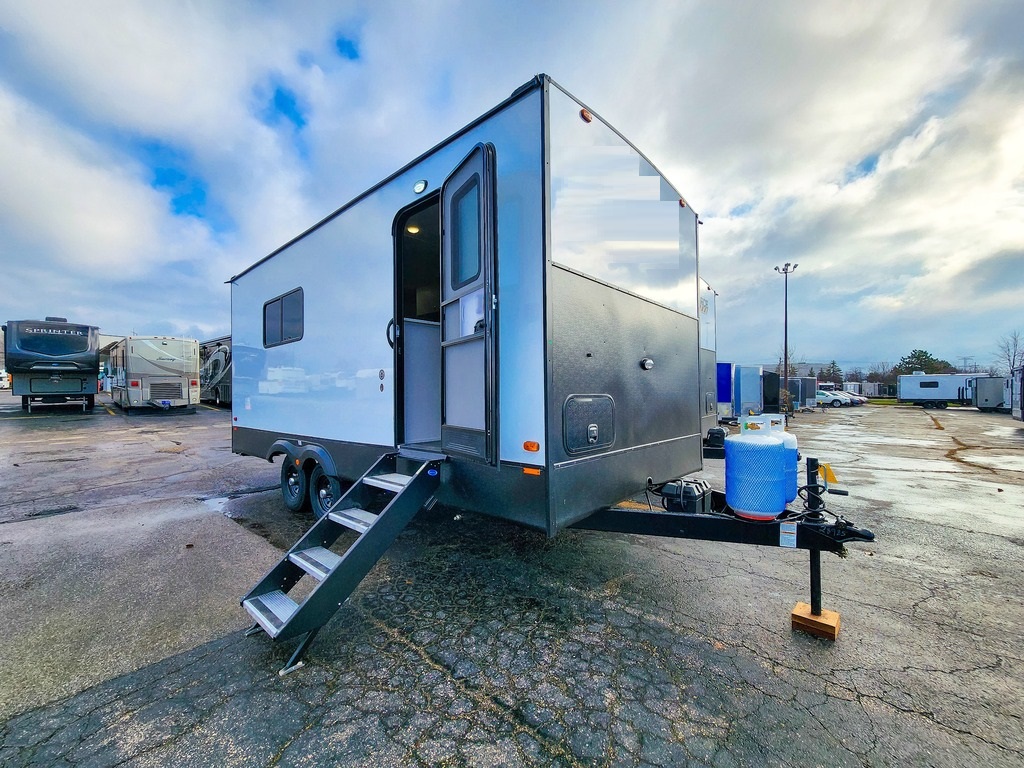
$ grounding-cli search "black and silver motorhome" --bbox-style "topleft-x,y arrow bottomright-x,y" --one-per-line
233,76 -> 873,671
3,318 -> 100,412
199,335 -> 232,405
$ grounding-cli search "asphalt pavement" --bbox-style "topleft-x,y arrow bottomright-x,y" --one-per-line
0,395 -> 1022,766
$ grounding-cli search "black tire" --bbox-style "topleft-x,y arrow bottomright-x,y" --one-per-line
281,459 -> 310,512
86,395 -> 95,411
938,401 -> 948,409
309,465 -> 342,519
21,396 -> 29,410
831,399 -> 842,408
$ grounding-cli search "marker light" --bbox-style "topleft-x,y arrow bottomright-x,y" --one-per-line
523,467 -> 542,476
413,180 -> 428,194
579,108 -> 593,123
190,380 -> 198,386
523,441 -> 540,452
129,380 -> 140,387
406,225 -> 420,234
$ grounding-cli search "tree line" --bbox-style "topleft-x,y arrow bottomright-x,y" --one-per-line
773,330 -> 1022,386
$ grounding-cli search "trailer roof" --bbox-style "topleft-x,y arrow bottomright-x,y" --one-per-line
229,74 -> 697,284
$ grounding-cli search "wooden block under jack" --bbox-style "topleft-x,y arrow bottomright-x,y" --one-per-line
791,602 -> 841,640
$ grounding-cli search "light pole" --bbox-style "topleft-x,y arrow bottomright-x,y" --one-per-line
775,262 -> 798,414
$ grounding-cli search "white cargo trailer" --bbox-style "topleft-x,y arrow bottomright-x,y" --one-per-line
106,336 -> 199,410
231,75 -> 705,529
897,373 -> 971,408
967,376 -> 1008,413
233,75 -> 875,672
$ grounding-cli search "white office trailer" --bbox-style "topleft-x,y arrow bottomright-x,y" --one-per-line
106,336 -> 200,411
231,75 -> 704,532
897,373 -> 971,409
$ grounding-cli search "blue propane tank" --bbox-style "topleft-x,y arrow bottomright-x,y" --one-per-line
725,417 -> 787,520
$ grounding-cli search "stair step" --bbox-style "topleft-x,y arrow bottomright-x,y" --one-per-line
363,472 -> 412,493
243,590 -> 298,638
289,546 -> 342,580
328,507 -> 379,534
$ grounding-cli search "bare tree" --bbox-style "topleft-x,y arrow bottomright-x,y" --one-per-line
995,329 -> 1023,375
867,361 -> 895,384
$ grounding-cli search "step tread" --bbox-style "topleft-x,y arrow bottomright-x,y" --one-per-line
328,507 -> 379,533
243,590 -> 298,637
362,472 -> 412,492
289,546 -> 342,580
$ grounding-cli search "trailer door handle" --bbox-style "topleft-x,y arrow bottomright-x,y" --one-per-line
386,318 -> 395,349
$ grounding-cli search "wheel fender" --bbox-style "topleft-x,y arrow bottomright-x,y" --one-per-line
265,439 -> 338,477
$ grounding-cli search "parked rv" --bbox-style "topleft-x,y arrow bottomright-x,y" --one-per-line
897,373 -> 971,409
1011,366 -> 1023,422
231,75 -> 874,672
105,336 -> 200,411
199,336 -> 232,405
3,317 -> 100,412
967,376 -> 1008,413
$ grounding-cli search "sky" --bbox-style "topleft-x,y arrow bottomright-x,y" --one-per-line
0,0 -> 1021,375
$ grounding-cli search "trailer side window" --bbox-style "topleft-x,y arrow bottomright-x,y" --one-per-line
450,175 -> 481,290
920,381 -> 939,388
263,288 -> 304,347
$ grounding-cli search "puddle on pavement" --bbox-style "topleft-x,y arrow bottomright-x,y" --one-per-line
204,488 -> 313,550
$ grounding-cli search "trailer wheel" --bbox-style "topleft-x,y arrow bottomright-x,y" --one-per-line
938,401 -> 948,409
281,460 -> 310,512
309,465 -> 341,519
86,395 -> 95,411
21,396 -> 29,410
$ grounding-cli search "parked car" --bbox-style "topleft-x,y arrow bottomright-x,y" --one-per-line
817,390 -> 846,408
843,391 -> 869,404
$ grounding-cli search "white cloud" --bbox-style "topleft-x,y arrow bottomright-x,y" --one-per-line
0,0 -> 1020,369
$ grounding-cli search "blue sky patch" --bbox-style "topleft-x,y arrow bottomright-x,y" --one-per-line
729,201 -> 754,217
266,85 -> 307,130
335,35 -> 360,60
130,138 -> 232,231
845,153 -> 879,183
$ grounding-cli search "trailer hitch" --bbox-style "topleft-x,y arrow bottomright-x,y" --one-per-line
573,455 -> 875,638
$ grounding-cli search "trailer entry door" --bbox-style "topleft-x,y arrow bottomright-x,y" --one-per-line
440,143 -> 497,463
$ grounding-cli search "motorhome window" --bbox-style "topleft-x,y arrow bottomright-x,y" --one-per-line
263,288 -> 304,347
920,381 -> 939,388
20,330 -> 90,356
451,175 -> 481,289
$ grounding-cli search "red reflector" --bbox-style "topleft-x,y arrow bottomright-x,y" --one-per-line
190,380 -> 198,386
129,380 -> 140,387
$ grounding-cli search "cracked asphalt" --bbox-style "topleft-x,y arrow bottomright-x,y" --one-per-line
1,396 -> 1022,766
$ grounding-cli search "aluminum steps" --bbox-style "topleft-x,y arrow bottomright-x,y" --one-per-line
242,452 -> 442,674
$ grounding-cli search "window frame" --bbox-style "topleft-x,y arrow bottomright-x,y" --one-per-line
263,287 -> 304,348
449,173 -> 482,291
